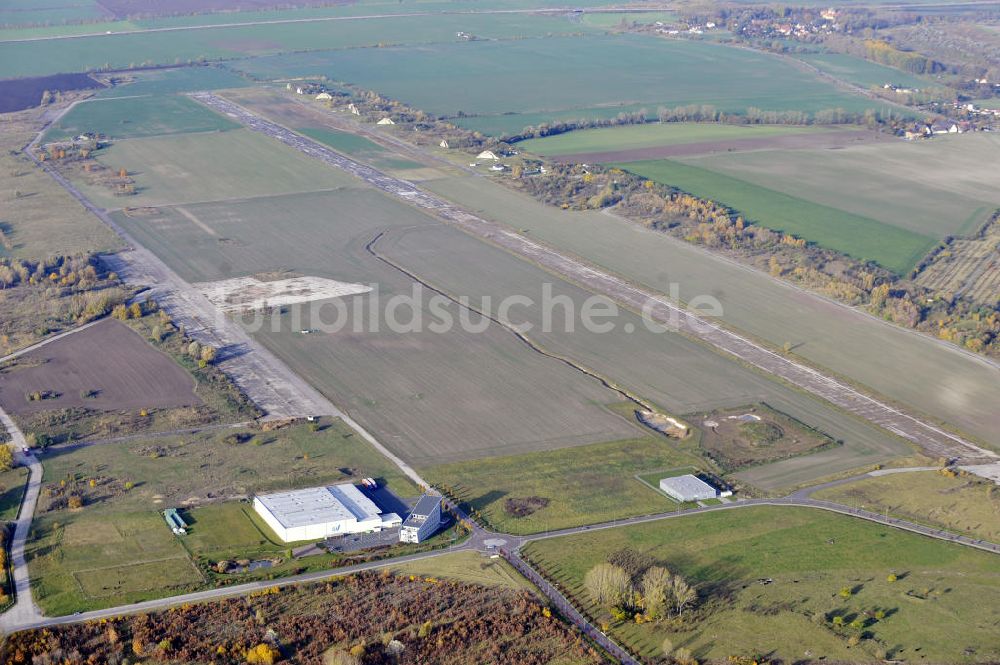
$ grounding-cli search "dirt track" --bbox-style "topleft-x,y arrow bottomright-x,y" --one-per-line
192,91 -> 997,465
549,129 -> 891,164
0,319 -> 201,416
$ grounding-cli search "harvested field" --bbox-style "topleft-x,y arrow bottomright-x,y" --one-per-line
679,133 -> 1000,240
692,403 -> 838,473
547,128 -> 890,163
384,223 -> 911,481
196,275 -> 371,313
0,319 -> 200,416
915,214 -> 1000,305
419,174 -> 1000,448
115,188 -> 638,465
0,73 -> 103,114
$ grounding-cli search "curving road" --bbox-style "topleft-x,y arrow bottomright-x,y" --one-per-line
0,410 -> 44,630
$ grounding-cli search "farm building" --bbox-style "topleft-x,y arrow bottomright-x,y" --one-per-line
476,149 -> 499,160
315,92 -> 333,101
659,474 -> 722,502
254,484 -> 396,542
163,508 -> 188,535
377,117 -> 395,125
400,493 -> 443,543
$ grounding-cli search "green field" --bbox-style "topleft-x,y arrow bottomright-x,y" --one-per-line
419,174 -> 1000,449
524,506 -> 1000,662
615,158 -> 935,274
43,95 -> 239,142
0,13 -> 594,78
679,133 -> 1000,240
424,436 -> 706,535
796,52 -> 932,89
233,34 -> 887,136
519,122 -> 824,156
95,66 -> 252,98
814,470 -> 1000,542
73,128 -> 361,208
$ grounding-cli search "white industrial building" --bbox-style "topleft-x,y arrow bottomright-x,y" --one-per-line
400,493 -> 443,543
254,484 -> 400,542
659,474 -> 727,502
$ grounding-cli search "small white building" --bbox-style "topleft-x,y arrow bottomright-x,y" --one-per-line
315,92 -> 333,101
659,474 -> 721,502
476,149 -> 499,160
377,117 -> 395,125
439,139 -> 450,149
254,484 -> 388,542
348,103 -> 360,115
400,493 -> 443,543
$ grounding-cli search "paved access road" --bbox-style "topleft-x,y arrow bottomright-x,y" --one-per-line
0,410 -> 44,630
192,92 -> 996,465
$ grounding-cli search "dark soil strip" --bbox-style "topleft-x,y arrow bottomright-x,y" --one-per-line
0,73 -> 104,114
365,230 -> 655,413
548,129 -> 891,164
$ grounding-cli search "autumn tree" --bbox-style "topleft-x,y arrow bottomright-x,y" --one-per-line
0,446 -> 13,472
640,566 -> 672,621
246,643 -> 280,665
584,563 -> 633,609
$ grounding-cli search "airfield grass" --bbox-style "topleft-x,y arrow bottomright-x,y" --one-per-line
0,12 -> 594,79
419,174 -> 1000,448
423,436 -> 706,535
391,550 -> 540,594
26,418 -> 424,614
43,94 -> 239,142
524,506 -> 1000,662
234,33 -> 885,136
27,510 -> 200,615
73,128 -> 361,208
0,105 -> 122,259
680,133 -> 1000,240
814,470 -> 1000,542
37,417 -> 419,511
297,126 -> 421,170
615,158 -> 934,274
519,122 -> 823,156
115,188 -> 637,465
